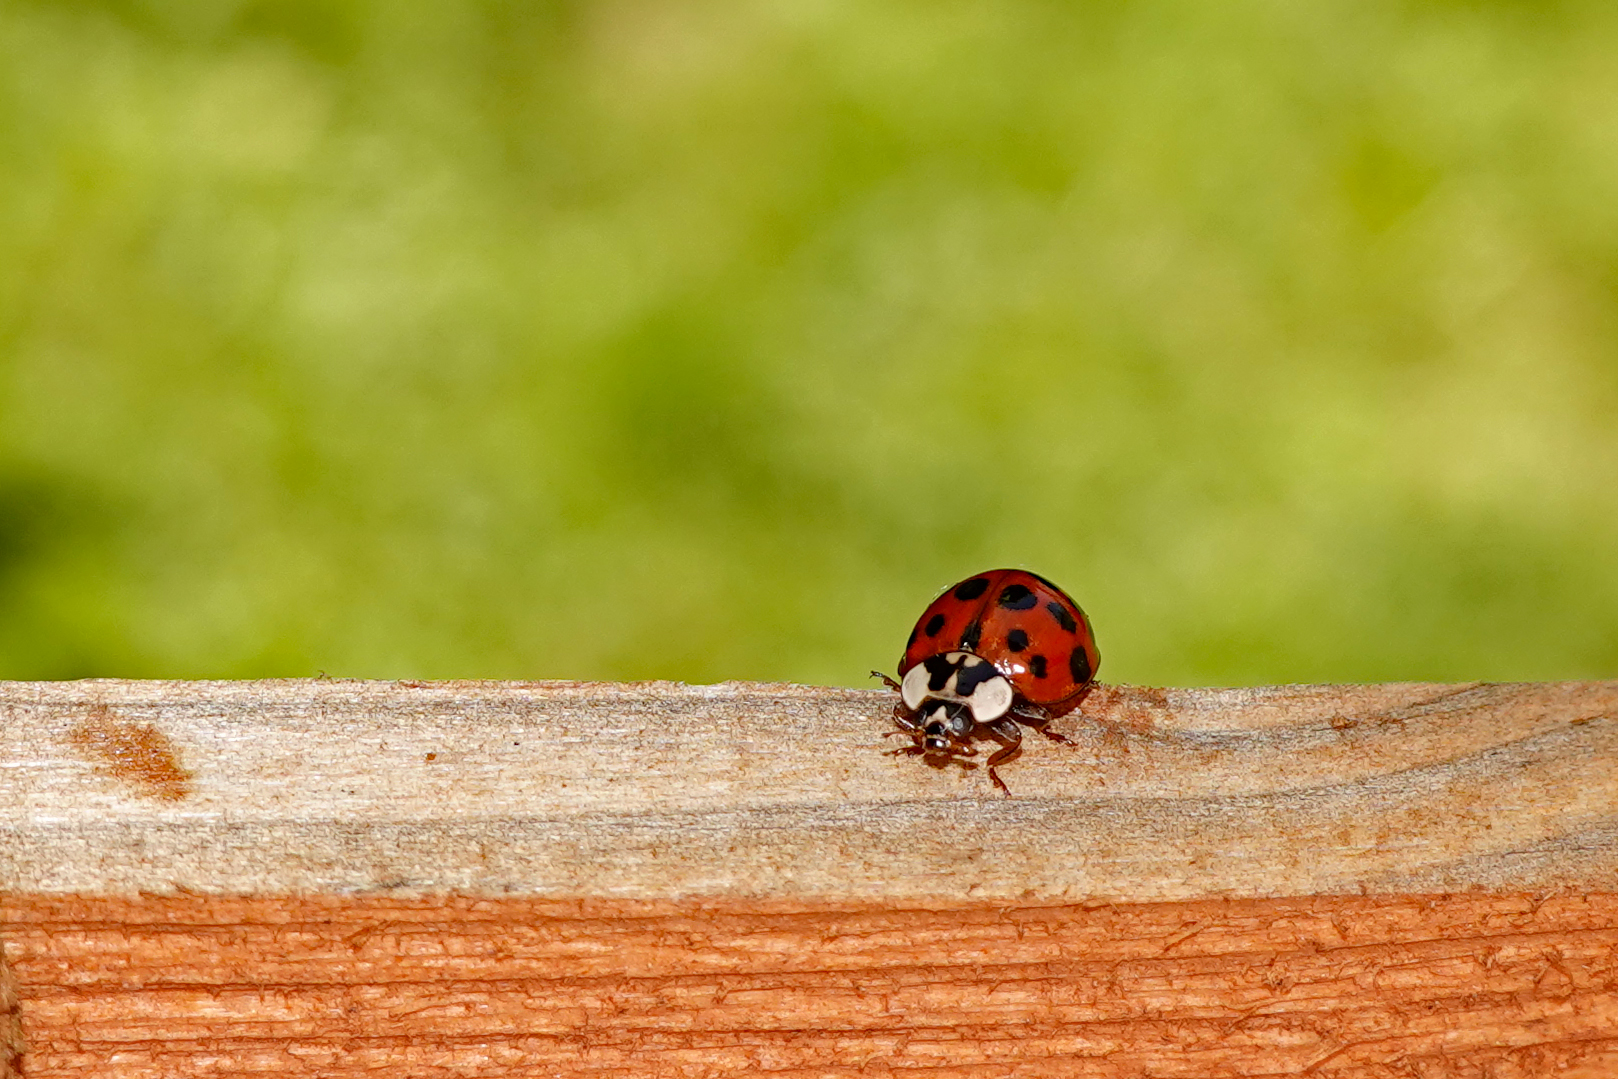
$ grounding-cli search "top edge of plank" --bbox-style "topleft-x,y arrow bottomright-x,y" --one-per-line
1,679 -> 1615,901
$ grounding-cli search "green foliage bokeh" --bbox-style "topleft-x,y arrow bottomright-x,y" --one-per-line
2,0 -> 1616,685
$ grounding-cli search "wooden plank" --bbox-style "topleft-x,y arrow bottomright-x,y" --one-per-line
1,678 -> 1615,898
3,678 -> 1618,1076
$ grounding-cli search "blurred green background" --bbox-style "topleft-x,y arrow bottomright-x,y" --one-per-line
2,0 -> 1616,686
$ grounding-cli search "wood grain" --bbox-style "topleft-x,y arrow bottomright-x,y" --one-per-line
3,677 -> 1618,1076
6,892 -> 1618,1077
0,913 -> 19,1079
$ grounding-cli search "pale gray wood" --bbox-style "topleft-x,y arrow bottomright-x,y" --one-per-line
1,679 -> 1614,900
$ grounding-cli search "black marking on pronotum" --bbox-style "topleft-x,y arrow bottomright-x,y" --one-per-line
953,658 -> 1001,697
958,619 -> 982,653
923,613 -> 946,637
1030,654 -> 1048,679
923,653 -> 956,691
997,584 -> 1036,610
1045,601 -> 1078,633
953,577 -> 990,601
1006,628 -> 1029,652
1069,647 -> 1092,684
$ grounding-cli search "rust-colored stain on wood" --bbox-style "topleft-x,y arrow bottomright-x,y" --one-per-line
67,706 -> 193,802
5,892 -> 1618,1077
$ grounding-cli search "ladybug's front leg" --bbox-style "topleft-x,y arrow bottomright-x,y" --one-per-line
982,718 -> 1024,796
870,670 -> 902,692
884,711 -> 924,757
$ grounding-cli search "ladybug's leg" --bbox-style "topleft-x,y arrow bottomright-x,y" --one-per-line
887,740 -> 979,770
883,731 -> 937,757
1012,703 -> 1073,744
982,718 -> 1024,796
983,719 -> 1024,766
870,671 -> 902,692
885,711 -> 922,756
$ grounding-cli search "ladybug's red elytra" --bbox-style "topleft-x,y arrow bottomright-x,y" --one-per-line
875,569 -> 1099,794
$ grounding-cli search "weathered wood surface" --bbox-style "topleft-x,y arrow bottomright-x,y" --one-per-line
1,678 -> 1616,898
3,677 -> 1618,1077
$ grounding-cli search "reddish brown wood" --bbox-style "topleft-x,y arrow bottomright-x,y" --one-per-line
6,892 -> 1618,1077
0,927 -> 20,1079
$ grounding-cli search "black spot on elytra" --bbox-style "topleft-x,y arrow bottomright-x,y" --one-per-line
958,619 -> 982,652
954,661 -> 1001,696
1069,648 -> 1093,684
1030,655 -> 1048,679
953,577 -> 990,601
923,613 -> 946,637
923,654 -> 956,691
1006,628 -> 1029,652
997,584 -> 1036,610
1046,601 -> 1077,633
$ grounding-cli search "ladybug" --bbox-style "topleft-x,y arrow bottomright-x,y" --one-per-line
875,569 -> 1099,794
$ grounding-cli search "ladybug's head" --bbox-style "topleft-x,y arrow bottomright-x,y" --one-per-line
915,700 -> 975,752
900,651 -> 1014,724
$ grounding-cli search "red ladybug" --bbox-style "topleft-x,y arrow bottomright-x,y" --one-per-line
876,569 -> 1099,794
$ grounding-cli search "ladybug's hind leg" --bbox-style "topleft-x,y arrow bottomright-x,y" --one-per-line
1013,703 -> 1073,745
1031,721 -> 1074,746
